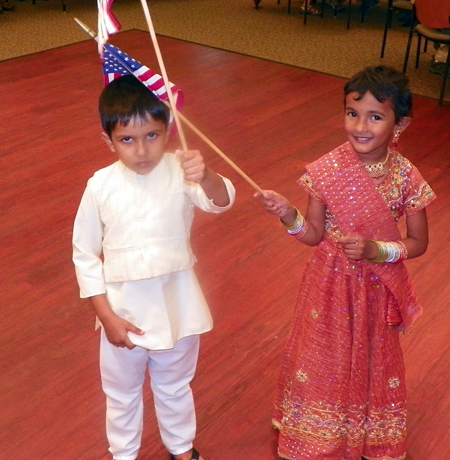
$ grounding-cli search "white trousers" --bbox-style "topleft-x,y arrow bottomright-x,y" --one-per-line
100,331 -> 199,460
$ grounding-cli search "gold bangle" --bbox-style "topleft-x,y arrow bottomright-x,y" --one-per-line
397,241 -> 408,262
367,240 -> 406,263
280,207 -> 301,231
367,240 -> 388,263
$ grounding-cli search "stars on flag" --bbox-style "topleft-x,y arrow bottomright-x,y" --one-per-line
102,44 -> 184,112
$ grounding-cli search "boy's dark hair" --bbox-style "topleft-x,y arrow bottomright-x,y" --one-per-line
344,66 -> 412,122
99,75 -> 170,137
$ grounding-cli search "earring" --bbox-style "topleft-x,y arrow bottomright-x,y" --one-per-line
392,130 -> 401,150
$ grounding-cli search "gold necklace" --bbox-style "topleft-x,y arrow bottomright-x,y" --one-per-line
363,151 -> 390,179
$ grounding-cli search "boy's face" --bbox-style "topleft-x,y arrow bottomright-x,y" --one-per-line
102,114 -> 169,175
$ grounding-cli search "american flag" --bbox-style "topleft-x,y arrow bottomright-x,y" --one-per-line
103,43 -> 184,112
97,0 -> 121,54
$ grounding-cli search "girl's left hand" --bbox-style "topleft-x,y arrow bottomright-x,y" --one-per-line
177,149 -> 207,183
339,235 -> 375,260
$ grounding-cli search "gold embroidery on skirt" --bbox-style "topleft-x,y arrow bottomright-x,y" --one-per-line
278,396 -> 406,448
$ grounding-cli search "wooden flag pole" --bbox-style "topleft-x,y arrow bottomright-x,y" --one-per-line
138,0 -> 188,151
74,18 -> 264,194
174,108 -> 264,194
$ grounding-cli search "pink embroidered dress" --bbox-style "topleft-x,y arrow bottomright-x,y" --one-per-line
273,142 -> 436,460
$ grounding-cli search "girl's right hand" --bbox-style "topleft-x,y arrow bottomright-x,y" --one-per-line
254,190 -> 296,222
339,235 -> 382,261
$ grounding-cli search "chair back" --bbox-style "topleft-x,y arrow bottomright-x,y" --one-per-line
414,0 -> 450,29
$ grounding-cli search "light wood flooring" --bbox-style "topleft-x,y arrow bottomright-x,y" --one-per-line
0,30 -> 449,460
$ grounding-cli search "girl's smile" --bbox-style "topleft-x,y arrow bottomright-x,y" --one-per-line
344,91 -> 405,164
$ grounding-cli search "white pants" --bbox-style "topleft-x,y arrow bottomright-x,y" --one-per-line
100,331 -> 200,460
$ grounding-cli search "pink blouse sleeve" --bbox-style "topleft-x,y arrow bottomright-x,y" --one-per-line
297,173 -> 325,204
404,165 -> 436,217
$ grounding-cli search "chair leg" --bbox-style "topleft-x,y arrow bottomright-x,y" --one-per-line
387,8 -> 393,28
438,49 -> 450,106
303,0 -> 324,23
347,0 -> 352,30
31,0 -> 66,10
288,0 -> 291,14
415,34 -> 421,69
403,23 -> 414,73
380,7 -> 393,58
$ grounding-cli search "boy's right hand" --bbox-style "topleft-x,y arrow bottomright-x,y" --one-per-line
102,314 -> 145,350
89,294 -> 145,350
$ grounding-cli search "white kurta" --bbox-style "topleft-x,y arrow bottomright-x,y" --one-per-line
73,154 -> 235,350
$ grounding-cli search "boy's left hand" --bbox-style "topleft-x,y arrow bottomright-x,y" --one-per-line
177,149 -> 207,183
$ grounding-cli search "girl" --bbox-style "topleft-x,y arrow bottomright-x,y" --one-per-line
256,66 -> 435,460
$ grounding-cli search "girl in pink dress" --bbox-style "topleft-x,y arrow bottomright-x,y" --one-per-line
256,66 -> 436,460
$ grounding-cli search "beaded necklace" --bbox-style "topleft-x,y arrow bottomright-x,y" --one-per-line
363,151 -> 390,179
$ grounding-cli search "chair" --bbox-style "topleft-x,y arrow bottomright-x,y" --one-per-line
300,0 -> 353,28
301,0 -> 326,25
380,0 -> 414,58
276,0 -> 292,14
403,0 -> 450,105
274,0 -> 367,28
32,0 -> 66,12
275,0 -> 325,19
321,0 -> 370,30
332,0 -> 353,30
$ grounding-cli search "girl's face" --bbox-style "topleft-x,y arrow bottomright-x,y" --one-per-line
344,91 -> 406,162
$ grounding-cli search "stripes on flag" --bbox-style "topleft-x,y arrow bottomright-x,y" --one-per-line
97,0 -> 121,54
103,43 -> 184,112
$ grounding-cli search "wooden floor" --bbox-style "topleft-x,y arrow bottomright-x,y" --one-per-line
1,30 -> 449,460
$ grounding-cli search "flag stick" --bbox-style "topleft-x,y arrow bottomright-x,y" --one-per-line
174,109 -> 264,194
75,17 -> 97,39
138,0 -> 188,151
73,18 -> 264,194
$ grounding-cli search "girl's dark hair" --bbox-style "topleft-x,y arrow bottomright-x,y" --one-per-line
99,75 -> 170,137
344,66 -> 412,122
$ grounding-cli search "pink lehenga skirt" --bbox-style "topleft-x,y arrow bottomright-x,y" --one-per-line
273,240 -> 407,460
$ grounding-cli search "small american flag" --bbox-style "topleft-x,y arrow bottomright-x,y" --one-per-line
97,0 -> 121,53
103,43 -> 184,112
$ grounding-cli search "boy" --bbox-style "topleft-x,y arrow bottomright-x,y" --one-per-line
73,75 -> 235,460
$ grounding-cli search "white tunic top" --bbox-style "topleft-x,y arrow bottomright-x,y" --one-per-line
73,154 -> 235,350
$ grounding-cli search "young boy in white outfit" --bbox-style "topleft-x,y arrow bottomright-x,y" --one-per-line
72,75 -> 236,460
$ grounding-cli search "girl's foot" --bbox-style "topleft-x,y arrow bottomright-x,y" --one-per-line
300,2 -> 321,15
328,0 -> 345,11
